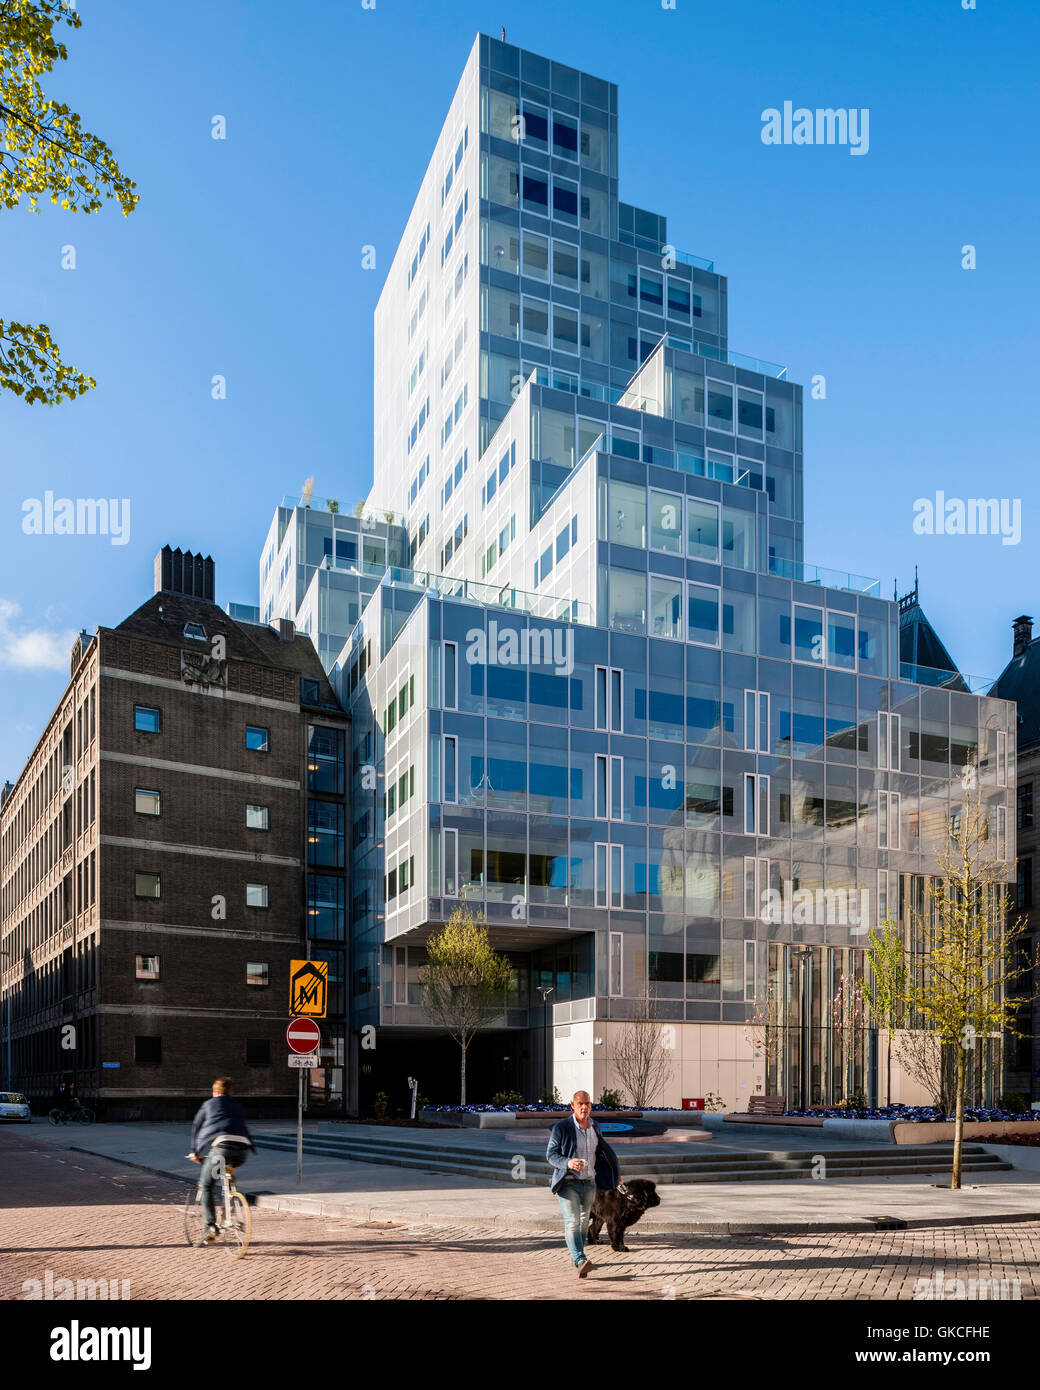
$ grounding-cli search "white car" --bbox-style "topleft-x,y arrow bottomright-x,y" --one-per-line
0,1093 -> 31,1122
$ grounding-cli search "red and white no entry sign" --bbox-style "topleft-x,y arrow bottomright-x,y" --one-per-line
286,1017 -> 321,1054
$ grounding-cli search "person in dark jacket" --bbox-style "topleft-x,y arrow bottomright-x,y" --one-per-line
189,1076 -> 253,1242
546,1091 -> 621,1277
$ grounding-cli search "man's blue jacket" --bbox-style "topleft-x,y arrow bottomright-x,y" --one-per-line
191,1095 -> 253,1156
546,1116 -> 621,1195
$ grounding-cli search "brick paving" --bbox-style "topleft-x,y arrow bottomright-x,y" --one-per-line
1,1131 -> 1038,1301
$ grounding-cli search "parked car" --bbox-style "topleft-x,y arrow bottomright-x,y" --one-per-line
0,1093 -> 31,1122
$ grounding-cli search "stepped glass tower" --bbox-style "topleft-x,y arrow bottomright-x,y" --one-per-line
261,34 -> 1015,1112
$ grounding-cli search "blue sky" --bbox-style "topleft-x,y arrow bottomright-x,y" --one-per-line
1,0 -> 1037,776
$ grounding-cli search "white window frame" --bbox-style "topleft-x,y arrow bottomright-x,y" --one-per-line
878,713 -> 901,771
876,868 -> 892,928
394,944 -> 407,1003
743,941 -> 757,1001
595,842 -> 623,908
608,931 -> 623,996
245,882 -> 269,909
996,804 -> 1007,860
443,735 -> 458,804
443,828 -> 459,897
443,641 -> 458,710
997,730 -> 1008,787
744,691 -> 770,753
744,774 -> 770,837
595,665 -> 623,732
595,754 -> 623,820
878,791 -> 901,850
744,856 -> 770,919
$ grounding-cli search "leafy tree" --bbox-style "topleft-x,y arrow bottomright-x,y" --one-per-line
864,919 -> 910,1108
869,756 -> 1032,1187
1,0 -> 138,402
418,905 -> 512,1105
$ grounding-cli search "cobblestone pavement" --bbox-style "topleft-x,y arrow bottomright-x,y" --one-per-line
1,1133 -> 1038,1301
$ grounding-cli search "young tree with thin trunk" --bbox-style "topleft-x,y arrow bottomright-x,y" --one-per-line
612,985 -> 676,1107
1,1 -> 138,402
864,920 -> 911,1108
418,905 -> 513,1106
878,756 -> 1030,1188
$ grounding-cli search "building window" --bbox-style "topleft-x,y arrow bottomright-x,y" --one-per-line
878,713 -> 901,770
246,725 -> 269,752
134,705 -> 161,733
744,691 -> 770,753
246,961 -> 269,987
878,791 -> 901,849
135,1036 -> 162,1066
246,1039 -> 271,1065
595,754 -> 623,819
595,666 -> 622,731
135,788 -> 161,817
1017,859 -> 1033,911
1019,783 -> 1033,831
608,931 -> 623,996
183,622 -> 207,641
595,842 -> 622,908
443,827 -> 458,896
246,804 -> 269,831
301,677 -> 321,705
744,775 -> 770,836
443,736 -> 457,803
246,883 -> 269,908
135,954 -> 160,981
744,857 -> 770,918
443,641 -> 458,710
135,871 -> 161,899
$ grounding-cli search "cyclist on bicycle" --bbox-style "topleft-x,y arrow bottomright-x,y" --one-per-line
188,1076 -> 253,1244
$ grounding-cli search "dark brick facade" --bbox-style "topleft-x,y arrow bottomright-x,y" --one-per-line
1,576 -> 349,1121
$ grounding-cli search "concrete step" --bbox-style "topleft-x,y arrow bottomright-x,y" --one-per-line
252,1133 -> 1012,1186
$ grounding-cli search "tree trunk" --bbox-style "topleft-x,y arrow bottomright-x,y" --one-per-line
886,1030 -> 892,1108
951,1045 -> 966,1190
460,1040 -> 467,1107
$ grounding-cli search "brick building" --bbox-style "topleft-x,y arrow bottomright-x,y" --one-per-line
0,548 -> 349,1119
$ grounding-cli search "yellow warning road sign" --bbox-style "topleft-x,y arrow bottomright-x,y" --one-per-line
289,959 -> 328,1017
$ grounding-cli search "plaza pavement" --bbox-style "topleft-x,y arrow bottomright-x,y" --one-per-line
16,1117 -> 1040,1235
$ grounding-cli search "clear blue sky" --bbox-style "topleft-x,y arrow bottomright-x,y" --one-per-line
1,0 -> 1037,777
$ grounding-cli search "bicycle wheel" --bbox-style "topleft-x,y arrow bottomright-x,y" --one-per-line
183,1187 -> 207,1248
49,1110 -> 59,1125
222,1189 -> 252,1260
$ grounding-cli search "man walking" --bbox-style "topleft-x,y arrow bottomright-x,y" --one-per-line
546,1091 -> 620,1277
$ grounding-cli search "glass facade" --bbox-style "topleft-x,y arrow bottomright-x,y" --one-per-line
258,35 -> 1016,1109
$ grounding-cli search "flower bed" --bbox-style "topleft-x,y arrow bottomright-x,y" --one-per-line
971,1130 -> 1040,1147
422,1102 -> 675,1114
785,1103 -> 1040,1123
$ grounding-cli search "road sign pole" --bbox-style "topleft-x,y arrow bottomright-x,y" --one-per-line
297,1068 -> 303,1185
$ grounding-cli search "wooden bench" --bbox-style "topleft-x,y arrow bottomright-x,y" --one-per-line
748,1095 -> 786,1116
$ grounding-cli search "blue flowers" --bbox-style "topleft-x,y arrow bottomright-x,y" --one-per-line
422,1102 -> 672,1113
784,1103 -> 1039,1122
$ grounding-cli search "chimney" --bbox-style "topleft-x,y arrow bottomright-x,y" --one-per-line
1013,614 -> 1034,658
154,546 -> 215,601
277,618 -> 296,642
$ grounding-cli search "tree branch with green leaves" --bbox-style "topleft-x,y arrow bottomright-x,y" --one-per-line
1,0 -> 138,403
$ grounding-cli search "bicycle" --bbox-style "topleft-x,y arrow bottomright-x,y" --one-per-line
49,1105 -> 94,1125
183,1154 -> 252,1260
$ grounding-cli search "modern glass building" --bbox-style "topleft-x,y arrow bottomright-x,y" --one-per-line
259,35 -> 1016,1111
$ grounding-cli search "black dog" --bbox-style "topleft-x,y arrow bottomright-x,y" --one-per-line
587,1179 -> 661,1252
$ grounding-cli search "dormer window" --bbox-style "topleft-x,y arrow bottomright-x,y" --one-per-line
184,622 -> 207,642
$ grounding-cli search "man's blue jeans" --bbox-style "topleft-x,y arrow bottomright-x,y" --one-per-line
555,1177 -> 597,1266
199,1143 -> 249,1228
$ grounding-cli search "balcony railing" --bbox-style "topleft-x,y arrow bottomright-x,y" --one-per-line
381,566 -> 592,625
768,556 -> 881,597
899,662 -> 994,695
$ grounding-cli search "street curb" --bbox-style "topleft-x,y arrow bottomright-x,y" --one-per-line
62,1144 -> 1040,1236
